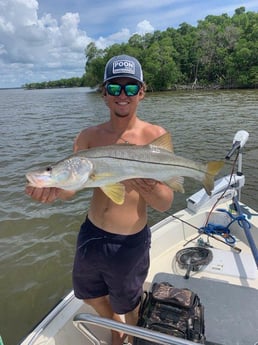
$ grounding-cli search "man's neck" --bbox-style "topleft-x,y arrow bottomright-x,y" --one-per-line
109,115 -> 139,133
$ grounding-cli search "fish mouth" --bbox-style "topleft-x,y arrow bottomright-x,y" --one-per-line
26,172 -> 45,188
26,173 -> 36,186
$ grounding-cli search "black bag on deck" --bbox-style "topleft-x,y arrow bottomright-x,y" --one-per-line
133,282 -> 205,344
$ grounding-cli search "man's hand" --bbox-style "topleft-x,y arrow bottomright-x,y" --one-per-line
127,178 -> 158,193
25,185 -> 75,203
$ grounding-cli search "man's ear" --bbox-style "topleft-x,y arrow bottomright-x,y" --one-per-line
101,83 -> 106,96
138,88 -> 145,99
138,82 -> 146,99
102,91 -> 109,106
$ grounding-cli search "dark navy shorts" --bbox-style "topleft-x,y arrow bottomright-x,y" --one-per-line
72,217 -> 151,314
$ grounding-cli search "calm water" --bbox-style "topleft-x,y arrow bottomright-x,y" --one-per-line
0,88 -> 257,344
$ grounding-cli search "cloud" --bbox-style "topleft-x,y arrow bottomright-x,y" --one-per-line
95,29 -> 131,50
95,20 -> 154,49
0,0 -> 92,87
136,20 -> 155,35
0,0 -> 156,87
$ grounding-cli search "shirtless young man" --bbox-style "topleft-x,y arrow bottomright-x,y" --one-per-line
26,55 -> 174,345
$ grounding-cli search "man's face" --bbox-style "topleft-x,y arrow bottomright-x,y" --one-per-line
104,77 -> 144,118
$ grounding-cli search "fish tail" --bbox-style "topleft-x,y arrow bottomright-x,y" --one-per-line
203,161 -> 224,195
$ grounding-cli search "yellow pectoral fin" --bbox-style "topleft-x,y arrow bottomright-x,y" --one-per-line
165,176 -> 185,193
101,183 -> 125,205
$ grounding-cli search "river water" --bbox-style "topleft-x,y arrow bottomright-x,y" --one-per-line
0,88 -> 257,344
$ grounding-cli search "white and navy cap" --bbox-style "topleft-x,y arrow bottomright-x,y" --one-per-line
103,55 -> 144,84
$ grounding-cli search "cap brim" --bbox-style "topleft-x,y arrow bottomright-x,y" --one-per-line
104,74 -> 143,83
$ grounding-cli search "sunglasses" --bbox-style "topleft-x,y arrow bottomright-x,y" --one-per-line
106,83 -> 141,97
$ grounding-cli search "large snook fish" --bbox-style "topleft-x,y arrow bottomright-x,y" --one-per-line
26,133 -> 224,205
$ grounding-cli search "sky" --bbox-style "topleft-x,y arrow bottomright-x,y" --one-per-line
0,0 -> 257,88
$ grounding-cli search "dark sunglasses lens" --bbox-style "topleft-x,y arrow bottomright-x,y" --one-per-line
107,84 -> 121,96
106,83 -> 140,96
125,84 -> 140,96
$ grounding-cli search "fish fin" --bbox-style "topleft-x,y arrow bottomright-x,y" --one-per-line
150,132 -> 173,152
165,176 -> 185,193
203,161 -> 224,195
101,183 -> 125,205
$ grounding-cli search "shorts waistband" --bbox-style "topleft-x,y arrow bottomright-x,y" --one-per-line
82,216 -> 149,242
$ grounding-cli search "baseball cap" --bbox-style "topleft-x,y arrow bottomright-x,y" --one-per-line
103,55 -> 144,84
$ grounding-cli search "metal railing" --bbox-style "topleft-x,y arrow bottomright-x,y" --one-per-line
73,313 -> 201,345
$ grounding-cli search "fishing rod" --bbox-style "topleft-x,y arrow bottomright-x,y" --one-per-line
171,214 -> 242,253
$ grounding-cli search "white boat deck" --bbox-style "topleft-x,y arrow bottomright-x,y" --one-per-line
147,233 -> 258,289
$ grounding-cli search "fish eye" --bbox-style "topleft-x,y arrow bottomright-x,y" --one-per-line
46,166 -> 52,172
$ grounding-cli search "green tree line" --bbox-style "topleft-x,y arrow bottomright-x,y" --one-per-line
25,7 -> 258,90
24,77 -> 84,89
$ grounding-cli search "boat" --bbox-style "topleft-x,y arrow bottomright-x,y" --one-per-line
19,130 -> 258,345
